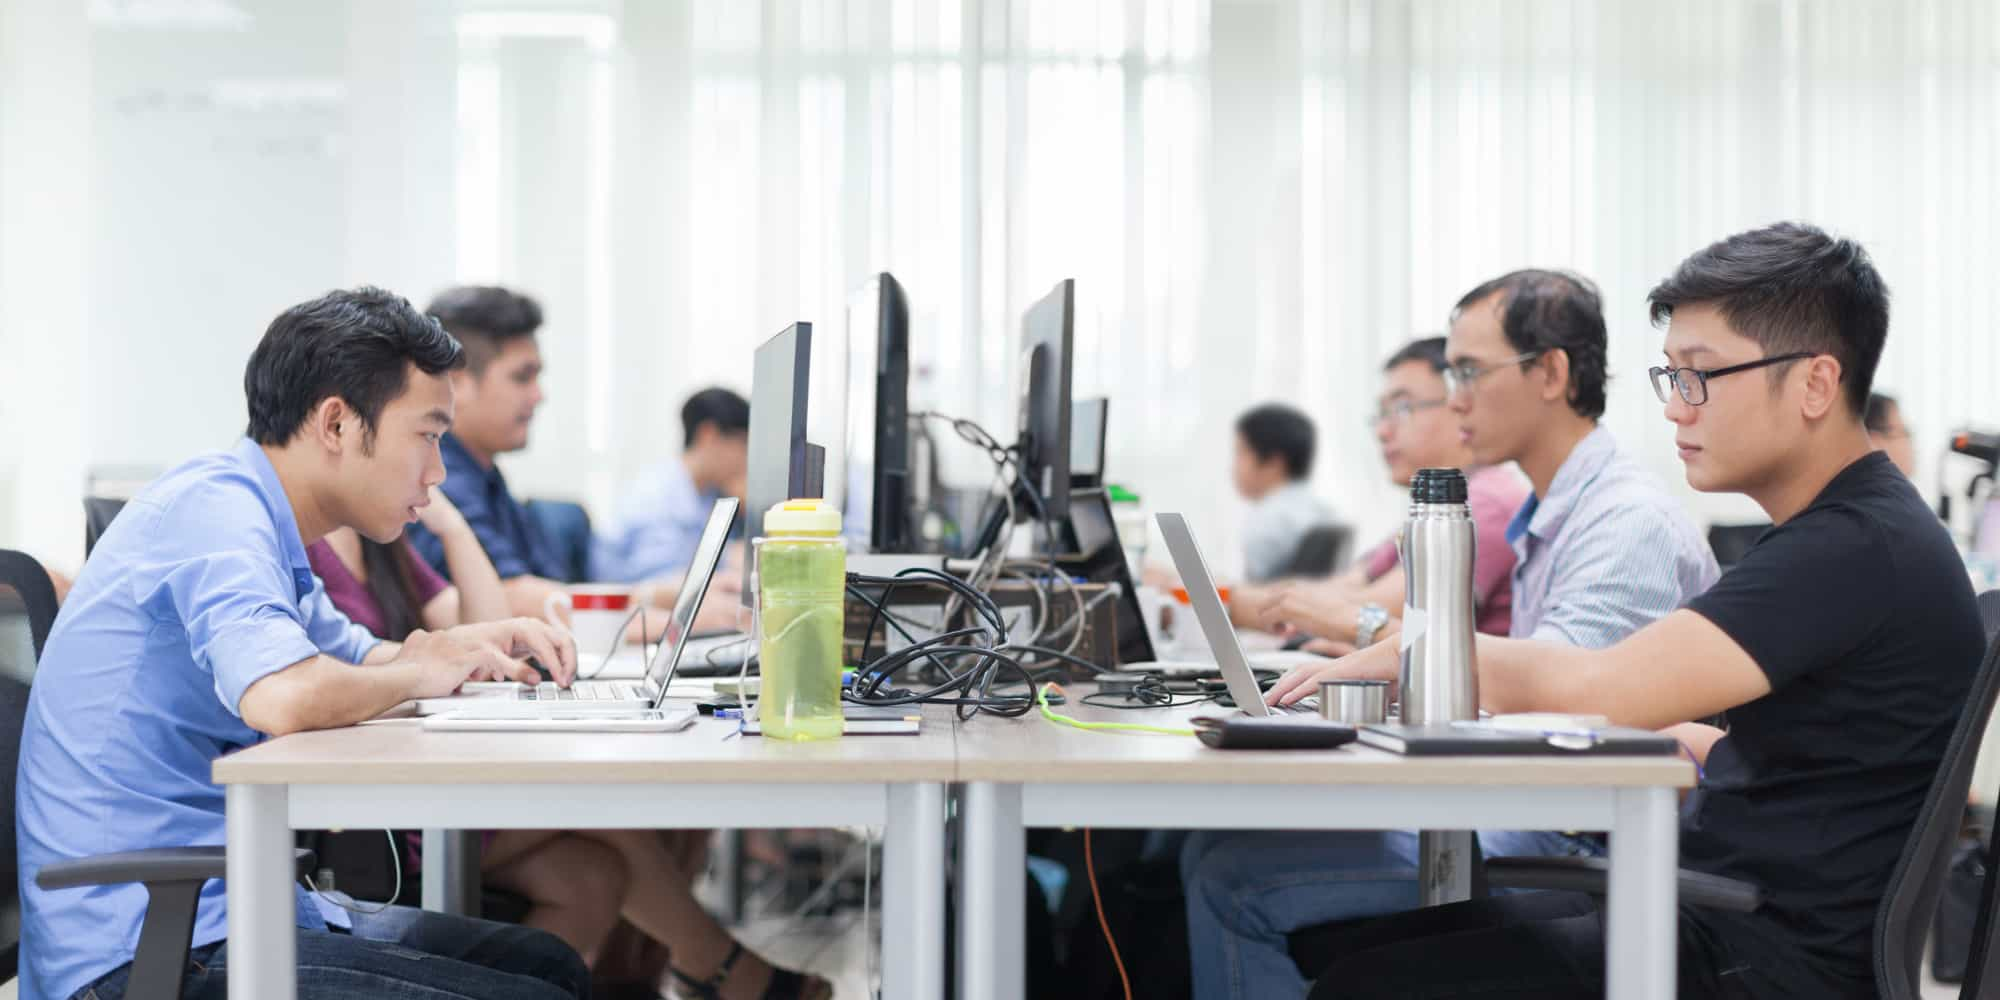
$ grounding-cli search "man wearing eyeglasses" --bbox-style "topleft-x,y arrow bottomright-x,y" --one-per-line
1268,224 -> 1982,998
1229,337 -> 1529,649
1180,272 -> 1716,1000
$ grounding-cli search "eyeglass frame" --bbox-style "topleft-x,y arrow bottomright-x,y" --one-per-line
1441,349 -> 1546,397
1647,351 -> 1817,407
1366,397 -> 1450,428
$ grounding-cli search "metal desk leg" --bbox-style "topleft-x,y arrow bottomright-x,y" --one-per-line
1418,829 -> 1475,905
421,829 -> 483,916
226,784 -> 295,1000
957,782 -> 1025,1000
881,784 -> 947,1000
1608,787 -> 1678,1000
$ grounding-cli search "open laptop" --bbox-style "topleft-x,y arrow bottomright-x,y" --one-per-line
412,497 -> 738,719
1155,512 -> 1316,716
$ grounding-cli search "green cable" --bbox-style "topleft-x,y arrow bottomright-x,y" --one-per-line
1035,684 -> 1195,737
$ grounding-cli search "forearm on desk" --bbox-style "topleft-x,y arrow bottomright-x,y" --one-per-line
240,654 -> 423,735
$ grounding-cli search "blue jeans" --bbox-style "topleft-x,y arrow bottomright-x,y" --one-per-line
1180,828 -> 1603,1000
74,905 -> 591,1000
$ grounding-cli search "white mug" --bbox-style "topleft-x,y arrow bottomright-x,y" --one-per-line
545,584 -> 655,661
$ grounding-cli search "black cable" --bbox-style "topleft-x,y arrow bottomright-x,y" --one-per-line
1079,674 -> 1224,711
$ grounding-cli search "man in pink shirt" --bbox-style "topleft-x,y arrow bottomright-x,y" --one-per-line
1234,337 -> 1527,651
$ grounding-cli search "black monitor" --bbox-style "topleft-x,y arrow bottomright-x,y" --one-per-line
1017,279 -> 1075,523
1058,487 -> 1156,665
1070,397 -> 1108,490
845,273 -> 913,552
743,322 -> 812,605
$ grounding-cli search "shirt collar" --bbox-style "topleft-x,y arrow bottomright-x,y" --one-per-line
440,432 -> 505,492
1520,425 -> 1619,543
232,437 -> 317,601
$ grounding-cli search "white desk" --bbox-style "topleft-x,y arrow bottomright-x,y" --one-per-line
213,710 -> 958,1000
951,698 -> 1695,1000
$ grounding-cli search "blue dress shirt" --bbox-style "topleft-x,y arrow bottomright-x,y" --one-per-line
590,459 -> 723,583
17,438 -> 379,1000
407,432 -> 566,583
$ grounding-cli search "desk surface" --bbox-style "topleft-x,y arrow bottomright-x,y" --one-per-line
953,692 -> 1697,788
215,687 -> 1695,790
213,704 -> 962,786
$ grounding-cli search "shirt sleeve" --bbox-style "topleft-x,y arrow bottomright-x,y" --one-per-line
1526,501 -> 1707,650
1685,503 -> 1891,689
148,530 -> 322,719
299,579 -> 383,666
1362,536 -> 1400,582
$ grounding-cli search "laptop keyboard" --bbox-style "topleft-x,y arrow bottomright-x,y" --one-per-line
519,682 -> 643,702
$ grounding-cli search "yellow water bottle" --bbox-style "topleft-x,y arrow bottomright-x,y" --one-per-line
755,499 -> 847,740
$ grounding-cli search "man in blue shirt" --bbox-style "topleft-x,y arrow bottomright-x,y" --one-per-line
17,287 -> 584,1000
592,387 -> 749,584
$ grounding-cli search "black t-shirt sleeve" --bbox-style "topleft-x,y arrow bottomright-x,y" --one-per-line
1684,503 -> 1892,690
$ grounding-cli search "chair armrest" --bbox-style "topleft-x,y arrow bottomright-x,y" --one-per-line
36,846 -> 317,890
1484,855 -> 1763,913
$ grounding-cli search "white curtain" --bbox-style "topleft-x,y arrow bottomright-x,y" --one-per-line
4,0 -> 2000,577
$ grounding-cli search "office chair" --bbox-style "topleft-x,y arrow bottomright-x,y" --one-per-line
1705,522 -> 1768,572
0,549 -> 315,998
525,498 -> 593,584
83,496 -> 128,559
1282,523 -> 1355,578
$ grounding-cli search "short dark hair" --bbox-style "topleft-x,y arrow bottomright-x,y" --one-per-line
1235,404 -> 1316,480
426,285 -> 543,374
1864,391 -> 1900,435
1383,336 -> 1449,374
1452,270 -> 1609,420
243,287 -> 464,448
681,387 -> 750,448
1647,222 -> 1889,417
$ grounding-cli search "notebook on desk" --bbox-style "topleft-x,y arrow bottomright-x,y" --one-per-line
1358,722 -> 1679,756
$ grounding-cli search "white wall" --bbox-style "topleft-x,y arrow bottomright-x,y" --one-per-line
6,0 -> 2000,581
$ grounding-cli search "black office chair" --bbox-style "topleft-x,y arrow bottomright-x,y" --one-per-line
1479,598 -> 2000,999
1283,523 -> 1355,578
0,549 -> 315,998
525,498 -> 593,584
83,496 -> 128,559
1705,522 -> 1769,572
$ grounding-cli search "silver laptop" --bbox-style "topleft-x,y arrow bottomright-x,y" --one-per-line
414,497 -> 738,718
1155,512 -> 1314,716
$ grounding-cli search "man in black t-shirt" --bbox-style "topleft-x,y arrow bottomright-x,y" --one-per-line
1267,221 -> 1985,999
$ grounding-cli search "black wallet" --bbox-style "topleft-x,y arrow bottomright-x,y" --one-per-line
1190,715 -> 1357,750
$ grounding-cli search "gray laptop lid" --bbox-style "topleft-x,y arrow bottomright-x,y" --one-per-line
639,496 -> 740,703
1154,512 -> 1271,718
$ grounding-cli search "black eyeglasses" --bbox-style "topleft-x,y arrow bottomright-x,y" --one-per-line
1441,350 -> 1545,397
1648,352 -> 1816,406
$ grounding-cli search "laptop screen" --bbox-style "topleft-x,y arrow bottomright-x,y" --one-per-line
643,497 -> 741,695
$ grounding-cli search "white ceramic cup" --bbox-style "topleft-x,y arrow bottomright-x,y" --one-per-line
545,584 -> 655,661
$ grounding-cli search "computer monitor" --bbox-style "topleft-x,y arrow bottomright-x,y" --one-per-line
1070,397 -> 1108,490
1017,279 -> 1075,523
844,273 -> 912,552
744,322 -> 812,605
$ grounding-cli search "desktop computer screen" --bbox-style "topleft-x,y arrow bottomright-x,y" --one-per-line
1070,397 -> 1108,490
1017,279 -> 1075,523
844,273 -> 912,553
744,322 -> 812,605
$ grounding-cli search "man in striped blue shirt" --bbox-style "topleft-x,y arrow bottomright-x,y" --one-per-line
1180,270 -> 1717,1000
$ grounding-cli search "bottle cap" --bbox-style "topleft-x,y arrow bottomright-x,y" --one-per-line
763,499 -> 843,537
1410,468 -> 1468,504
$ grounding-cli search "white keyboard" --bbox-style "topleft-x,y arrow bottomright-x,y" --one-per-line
519,682 -> 645,702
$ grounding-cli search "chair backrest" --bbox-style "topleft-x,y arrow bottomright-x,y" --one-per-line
1706,522 -> 1769,571
83,496 -> 128,559
0,552 -> 52,975
1875,591 -> 2000,999
1283,523 -> 1354,579
524,498 -> 593,585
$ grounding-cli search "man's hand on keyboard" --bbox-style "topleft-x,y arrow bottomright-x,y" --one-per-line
398,618 -> 576,697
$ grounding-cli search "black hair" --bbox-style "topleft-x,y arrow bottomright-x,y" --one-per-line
1647,222 -> 1889,416
681,387 -> 751,449
244,286 -> 464,448
1451,270 -> 1609,420
1235,404 -> 1316,480
1864,391 -> 1900,435
426,285 -> 544,374
358,538 -> 429,642
1383,336 -> 1449,374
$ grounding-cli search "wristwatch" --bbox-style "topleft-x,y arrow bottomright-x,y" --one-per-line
1355,603 -> 1390,648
